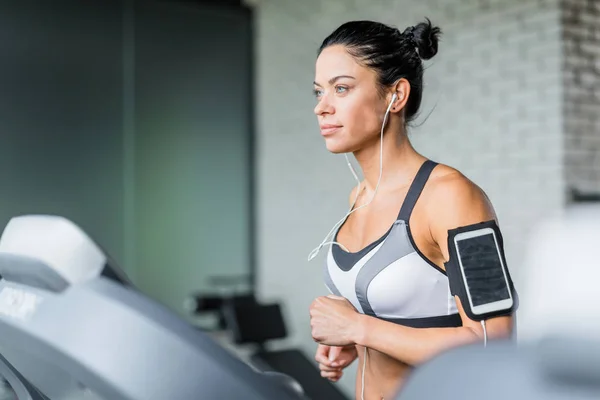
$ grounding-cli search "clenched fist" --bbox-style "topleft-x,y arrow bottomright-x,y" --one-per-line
314,344 -> 358,382
309,295 -> 360,346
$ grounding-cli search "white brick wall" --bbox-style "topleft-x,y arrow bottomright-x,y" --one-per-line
254,0 -> 564,395
562,0 -> 600,195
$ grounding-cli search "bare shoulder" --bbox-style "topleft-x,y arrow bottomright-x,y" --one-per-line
424,164 -> 497,229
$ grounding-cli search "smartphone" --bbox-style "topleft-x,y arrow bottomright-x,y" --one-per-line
453,227 -> 513,316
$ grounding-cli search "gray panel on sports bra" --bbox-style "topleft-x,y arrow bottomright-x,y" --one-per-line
355,220 -> 414,316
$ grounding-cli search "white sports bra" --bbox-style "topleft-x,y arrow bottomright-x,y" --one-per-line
323,160 -> 461,328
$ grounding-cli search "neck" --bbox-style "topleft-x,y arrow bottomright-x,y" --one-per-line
353,127 -> 426,193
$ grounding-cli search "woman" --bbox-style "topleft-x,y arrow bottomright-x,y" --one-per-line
307,19 -> 515,400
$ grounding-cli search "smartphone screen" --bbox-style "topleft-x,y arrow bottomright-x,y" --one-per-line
456,233 -> 510,307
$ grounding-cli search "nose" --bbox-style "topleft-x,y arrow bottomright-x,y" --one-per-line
314,95 -> 334,116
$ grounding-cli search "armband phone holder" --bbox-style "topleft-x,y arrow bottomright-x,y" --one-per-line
444,220 -> 518,322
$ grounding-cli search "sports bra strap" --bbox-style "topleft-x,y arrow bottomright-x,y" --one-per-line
398,160 -> 438,222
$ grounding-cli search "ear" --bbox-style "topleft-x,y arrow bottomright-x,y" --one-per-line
389,78 -> 411,114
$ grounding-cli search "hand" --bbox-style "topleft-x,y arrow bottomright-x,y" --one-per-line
309,295 -> 361,346
314,344 -> 358,382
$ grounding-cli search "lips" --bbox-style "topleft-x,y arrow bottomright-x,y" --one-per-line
320,124 -> 342,136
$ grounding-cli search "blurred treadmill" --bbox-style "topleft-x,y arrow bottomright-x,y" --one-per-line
0,215 -> 308,400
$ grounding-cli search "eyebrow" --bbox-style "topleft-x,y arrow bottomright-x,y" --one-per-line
313,75 -> 356,86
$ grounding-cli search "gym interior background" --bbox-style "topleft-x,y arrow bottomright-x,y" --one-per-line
0,0 -> 598,397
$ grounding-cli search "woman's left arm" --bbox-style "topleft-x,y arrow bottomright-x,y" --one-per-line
310,174 -> 514,366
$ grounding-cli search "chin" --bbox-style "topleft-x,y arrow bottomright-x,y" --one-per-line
323,137 -> 354,154
324,144 -> 352,154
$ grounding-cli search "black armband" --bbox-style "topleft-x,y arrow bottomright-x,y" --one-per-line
444,220 -> 519,322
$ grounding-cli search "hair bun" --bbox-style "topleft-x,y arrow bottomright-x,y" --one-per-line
410,18 -> 442,60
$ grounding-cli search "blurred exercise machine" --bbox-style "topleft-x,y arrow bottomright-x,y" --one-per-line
0,215 -> 309,400
187,292 -> 350,400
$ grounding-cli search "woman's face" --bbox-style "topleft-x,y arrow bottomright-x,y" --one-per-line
313,45 -> 390,154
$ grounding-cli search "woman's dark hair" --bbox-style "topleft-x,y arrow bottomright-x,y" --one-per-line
318,18 -> 442,124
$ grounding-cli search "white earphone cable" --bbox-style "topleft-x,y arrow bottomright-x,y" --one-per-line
307,94 -> 397,261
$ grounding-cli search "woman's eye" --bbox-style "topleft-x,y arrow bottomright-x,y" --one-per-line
313,86 -> 348,98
